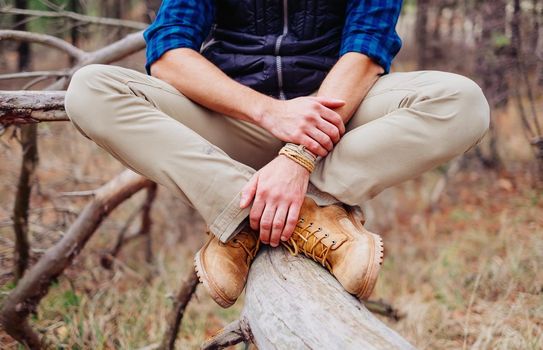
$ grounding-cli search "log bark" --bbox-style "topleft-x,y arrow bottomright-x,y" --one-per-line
240,247 -> 416,350
0,90 -> 67,125
0,170 -> 152,349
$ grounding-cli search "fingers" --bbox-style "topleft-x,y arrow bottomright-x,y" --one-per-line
281,201 -> 302,241
316,118 -> 341,144
249,193 -> 265,230
270,205 -> 288,247
307,128 -> 334,152
318,104 -> 346,136
259,204 -> 276,244
300,135 -> 328,157
312,96 -> 346,109
240,174 -> 258,208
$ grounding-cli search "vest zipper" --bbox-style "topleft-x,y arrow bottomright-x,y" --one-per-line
274,0 -> 288,100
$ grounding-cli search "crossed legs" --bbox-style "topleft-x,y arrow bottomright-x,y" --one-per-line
65,65 -> 489,240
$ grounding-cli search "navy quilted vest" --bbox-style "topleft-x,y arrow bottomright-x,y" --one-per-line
201,0 -> 347,99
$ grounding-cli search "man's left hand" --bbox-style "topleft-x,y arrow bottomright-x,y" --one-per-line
240,156 -> 309,247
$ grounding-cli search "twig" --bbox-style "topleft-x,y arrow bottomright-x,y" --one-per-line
57,189 -> 97,197
1,7 -> 147,30
100,183 -> 157,268
363,299 -> 404,321
0,29 -> 85,60
159,269 -> 199,350
100,204 -> 143,269
21,76 -> 53,90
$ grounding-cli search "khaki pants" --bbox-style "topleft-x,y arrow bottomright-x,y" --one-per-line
65,65 -> 489,242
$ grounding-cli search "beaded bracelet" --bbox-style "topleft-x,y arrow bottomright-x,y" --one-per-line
278,143 -> 317,173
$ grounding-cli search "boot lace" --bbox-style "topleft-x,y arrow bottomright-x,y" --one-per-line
284,218 -> 334,271
219,233 -> 260,266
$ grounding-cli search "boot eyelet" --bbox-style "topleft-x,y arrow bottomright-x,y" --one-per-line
332,240 -> 336,244
324,233 -> 329,237
308,223 -> 313,227
317,227 -> 322,231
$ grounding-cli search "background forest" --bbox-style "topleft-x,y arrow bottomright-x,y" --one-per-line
0,0 -> 542,349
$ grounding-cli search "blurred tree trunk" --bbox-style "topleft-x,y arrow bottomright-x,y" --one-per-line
416,0 -> 430,69
511,0 -> 543,183
475,0 -> 509,168
15,0 -> 30,71
430,1 -> 446,64
12,0 -> 38,283
69,0 -> 81,65
102,0 -> 126,38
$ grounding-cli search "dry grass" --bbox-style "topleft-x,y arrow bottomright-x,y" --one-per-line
0,98 -> 542,349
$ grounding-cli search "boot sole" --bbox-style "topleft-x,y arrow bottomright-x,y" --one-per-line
194,250 -> 235,308
356,232 -> 384,300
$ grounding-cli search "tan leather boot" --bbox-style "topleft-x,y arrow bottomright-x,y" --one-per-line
194,227 -> 260,308
283,197 -> 384,300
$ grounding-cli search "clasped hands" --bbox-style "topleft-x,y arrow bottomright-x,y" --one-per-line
240,96 -> 346,247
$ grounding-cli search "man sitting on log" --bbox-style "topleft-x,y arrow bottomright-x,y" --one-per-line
65,0 -> 489,308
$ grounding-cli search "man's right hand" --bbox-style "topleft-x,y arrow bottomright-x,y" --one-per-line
254,96 -> 346,157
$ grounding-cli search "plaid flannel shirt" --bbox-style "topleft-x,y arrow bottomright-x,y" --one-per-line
144,0 -> 402,74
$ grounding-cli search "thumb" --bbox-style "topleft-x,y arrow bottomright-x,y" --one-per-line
313,96 -> 346,109
240,174 -> 258,208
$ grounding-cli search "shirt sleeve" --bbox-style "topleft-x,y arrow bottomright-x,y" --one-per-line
340,0 -> 403,74
143,0 -> 215,74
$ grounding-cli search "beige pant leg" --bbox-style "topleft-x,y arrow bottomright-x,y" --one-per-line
310,70 -> 490,206
65,64 -> 282,242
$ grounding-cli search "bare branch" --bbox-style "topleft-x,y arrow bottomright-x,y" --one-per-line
0,170 -> 153,348
100,184 -> 159,269
50,30 -> 145,90
160,269 -> 199,350
0,30 -> 146,124
100,205 -> 142,269
79,30 -> 144,67
12,123 -> 38,282
58,189 -> 97,197
1,7 -> 147,30
0,91 -> 68,125
21,76 -> 57,90
0,29 -> 85,60
201,320 -> 247,350
363,300 -> 404,322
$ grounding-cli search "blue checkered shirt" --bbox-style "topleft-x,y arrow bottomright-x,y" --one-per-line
144,0 -> 402,74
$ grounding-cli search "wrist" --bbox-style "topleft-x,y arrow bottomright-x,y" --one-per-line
279,143 -> 317,174
278,154 -> 311,176
250,95 -> 279,126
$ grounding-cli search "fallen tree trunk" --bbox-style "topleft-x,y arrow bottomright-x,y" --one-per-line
239,247 -> 416,350
0,170 -> 152,349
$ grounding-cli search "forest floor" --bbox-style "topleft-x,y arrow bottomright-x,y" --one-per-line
0,91 -> 542,349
